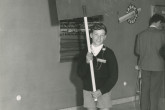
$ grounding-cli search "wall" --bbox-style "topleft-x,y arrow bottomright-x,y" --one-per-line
102,0 -> 165,99
0,0 -> 164,110
0,0 -> 77,109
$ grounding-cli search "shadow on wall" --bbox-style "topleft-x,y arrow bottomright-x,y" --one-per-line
48,0 -> 59,26
70,55 -> 84,106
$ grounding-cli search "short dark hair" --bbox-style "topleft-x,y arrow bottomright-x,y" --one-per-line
90,23 -> 107,35
149,14 -> 165,26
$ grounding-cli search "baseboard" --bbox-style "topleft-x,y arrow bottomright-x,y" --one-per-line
112,96 -> 139,105
58,96 -> 139,110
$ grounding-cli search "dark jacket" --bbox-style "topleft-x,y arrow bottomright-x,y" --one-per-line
77,45 -> 118,95
135,27 -> 165,71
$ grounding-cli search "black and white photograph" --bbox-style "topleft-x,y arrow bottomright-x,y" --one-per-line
0,0 -> 164,110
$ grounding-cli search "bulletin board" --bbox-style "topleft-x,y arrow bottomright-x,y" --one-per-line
60,15 -> 103,62
151,5 -> 165,16
151,5 -> 165,29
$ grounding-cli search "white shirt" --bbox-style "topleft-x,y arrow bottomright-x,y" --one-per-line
91,44 -> 103,56
150,24 -> 158,29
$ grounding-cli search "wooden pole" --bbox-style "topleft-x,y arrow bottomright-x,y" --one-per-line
82,5 -> 97,101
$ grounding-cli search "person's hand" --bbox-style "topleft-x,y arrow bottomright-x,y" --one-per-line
86,52 -> 93,63
92,89 -> 102,99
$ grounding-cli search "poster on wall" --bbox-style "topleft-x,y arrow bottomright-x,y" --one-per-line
151,5 -> 165,17
151,5 -> 165,29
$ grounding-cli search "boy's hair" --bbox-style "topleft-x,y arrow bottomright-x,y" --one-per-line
90,23 -> 107,35
149,14 -> 165,26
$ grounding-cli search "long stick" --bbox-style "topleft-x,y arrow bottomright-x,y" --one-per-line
83,6 -> 97,101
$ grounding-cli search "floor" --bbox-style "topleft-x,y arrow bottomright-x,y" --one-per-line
65,98 -> 164,110
111,98 -> 165,110
111,101 -> 140,110
78,101 -> 140,110
79,99 -> 165,110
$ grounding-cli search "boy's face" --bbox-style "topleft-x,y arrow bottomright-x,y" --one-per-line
90,29 -> 106,47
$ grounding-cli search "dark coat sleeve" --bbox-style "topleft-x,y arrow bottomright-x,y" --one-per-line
100,49 -> 118,94
159,44 -> 165,60
159,31 -> 165,60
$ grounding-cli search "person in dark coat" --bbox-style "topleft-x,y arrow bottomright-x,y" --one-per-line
135,14 -> 165,110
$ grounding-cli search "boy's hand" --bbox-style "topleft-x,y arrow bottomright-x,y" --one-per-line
86,52 -> 93,63
92,89 -> 102,99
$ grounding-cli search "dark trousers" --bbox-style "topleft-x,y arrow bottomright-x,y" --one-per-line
140,70 -> 163,110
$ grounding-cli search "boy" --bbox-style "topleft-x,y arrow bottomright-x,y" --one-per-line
77,23 -> 118,110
